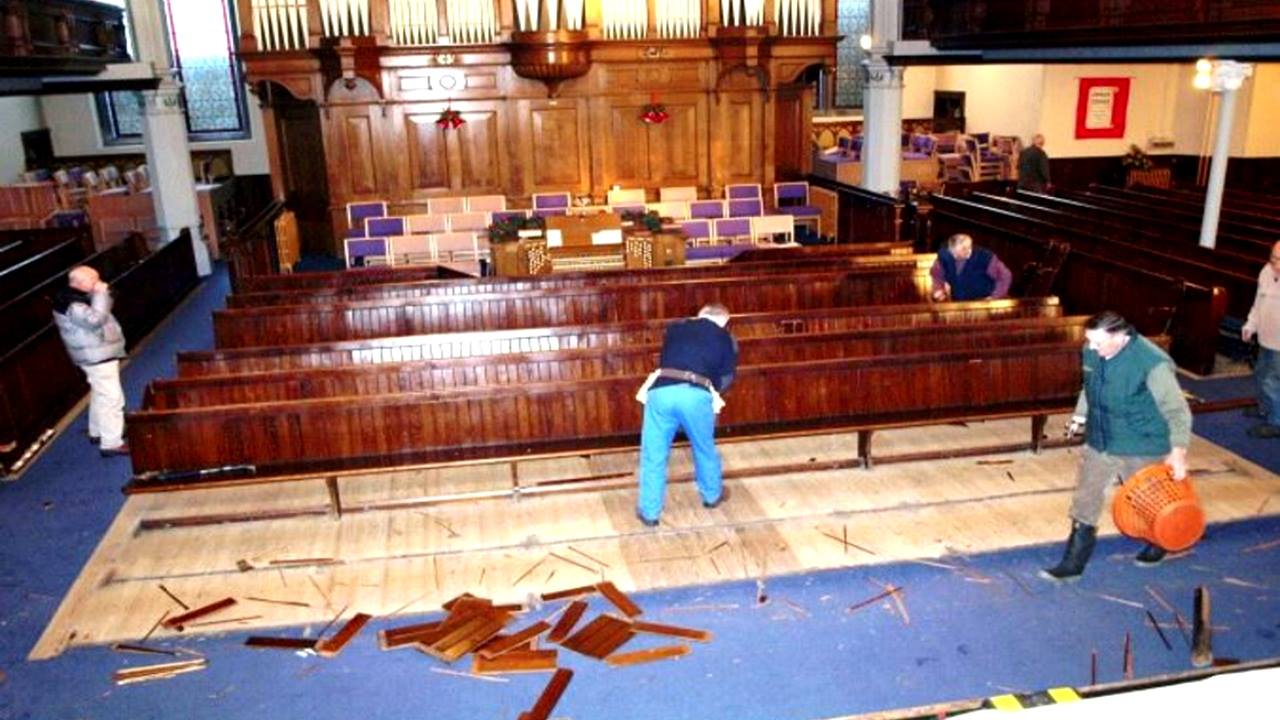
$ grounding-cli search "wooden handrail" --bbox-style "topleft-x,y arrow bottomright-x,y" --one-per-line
223,199 -> 286,293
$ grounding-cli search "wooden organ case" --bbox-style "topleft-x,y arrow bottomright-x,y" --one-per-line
235,0 -> 838,252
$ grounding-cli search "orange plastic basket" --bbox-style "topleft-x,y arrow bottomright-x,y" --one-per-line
1112,464 -> 1205,552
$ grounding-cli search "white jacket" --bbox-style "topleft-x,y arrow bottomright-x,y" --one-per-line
1245,264 -> 1280,351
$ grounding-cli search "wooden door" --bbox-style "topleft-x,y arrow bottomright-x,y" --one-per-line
271,93 -> 333,257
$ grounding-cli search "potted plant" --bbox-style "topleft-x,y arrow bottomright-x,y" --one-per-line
620,209 -> 663,233
1121,144 -> 1153,171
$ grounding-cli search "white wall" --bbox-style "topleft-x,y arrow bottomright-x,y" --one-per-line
934,64 -> 1046,145
1242,64 -> 1280,157
902,66 -> 936,120
1037,64 -> 1186,158
40,90 -> 271,175
0,97 -> 45,184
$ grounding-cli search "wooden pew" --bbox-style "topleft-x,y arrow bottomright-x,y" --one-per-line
148,316 -> 1087,409
238,264 -> 480,294
211,266 -> 936,349
127,339 -> 1083,487
1055,189 -> 1272,254
0,232 -> 199,475
728,242 -> 914,263
928,194 -> 1251,318
225,255 -> 934,308
0,228 -> 95,305
807,175 -> 906,244
927,201 -> 1225,375
1087,185 -> 1279,235
976,193 -> 1260,276
179,298 -> 1062,377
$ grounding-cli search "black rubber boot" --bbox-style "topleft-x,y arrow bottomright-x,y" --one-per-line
1134,543 -> 1167,567
1038,521 -> 1097,583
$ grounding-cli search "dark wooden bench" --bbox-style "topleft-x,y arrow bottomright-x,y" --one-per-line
147,316 -> 1087,410
0,232 -> 199,475
928,194 -> 1251,318
225,255 -> 934,308
238,264 -> 486,294
180,298 -> 1062,377
211,265 -> 936,349
126,338 -> 1083,488
0,229 -> 95,306
728,242 -> 914,262
927,201 -> 1225,375
1054,189 -> 1271,256
1087,185 -> 1279,236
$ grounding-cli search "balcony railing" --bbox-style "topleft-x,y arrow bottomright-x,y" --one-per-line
0,0 -> 129,74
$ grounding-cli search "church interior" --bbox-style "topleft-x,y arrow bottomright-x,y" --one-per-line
1,1 -> 1280,718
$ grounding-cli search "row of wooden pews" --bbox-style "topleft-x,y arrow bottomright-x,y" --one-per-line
126,244 -> 1092,493
0,229 -> 200,475
925,189 -> 1234,375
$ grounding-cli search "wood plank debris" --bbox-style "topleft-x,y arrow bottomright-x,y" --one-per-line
1145,610 -> 1173,651
561,615 -> 634,659
605,644 -> 691,667
162,598 -> 237,631
546,600 -> 588,644
472,649 -> 558,675
379,621 -> 443,650
315,612 -> 372,657
630,620 -> 712,643
1192,585 -> 1213,668
111,643 -> 177,657
477,621 -> 550,660
847,586 -> 902,614
157,584 -> 189,610
244,636 -> 317,650
112,658 -> 207,685
520,667 -> 573,720
541,585 -> 595,602
597,581 -> 642,617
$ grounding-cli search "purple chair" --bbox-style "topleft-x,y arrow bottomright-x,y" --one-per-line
678,218 -> 714,246
772,182 -> 821,226
532,192 -> 571,212
689,200 -> 726,219
728,198 -> 763,217
491,209 -> 529,224
346,201 -> 387,239
365,216 -> 406,238
344,237 -> 388,268
725,184 -> 762,201
903,134 -> 936,160
713,217 -> 752,244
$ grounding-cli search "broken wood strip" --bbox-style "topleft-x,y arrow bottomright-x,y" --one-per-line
244,636 -> 317,650
112,658 -> 207,685
472,649 -> 559,675
1145,610 -> 1173,651
1093,593 -> 1144,609
441,593 -> 489,612
583,621 -> 634,659
1122,631 -> 1133,680
244,596 -> 311,608
1257,496 -> 1272,516
387,590 -> 432,617
604,644 -> 691,667
307,575 -> 332,608
158,584 -> 188,610
562,615 -> 632,658
379,621 -> 443,650
477,621 -> 551,660
186,615 -> 262,628
522,668 -> 573,720
512,556 -> 548,586
567,545 -> 610,568
597,581 -> 642,618
1003,570 -> 1034,597
541,585 -> 596,602
492,602 -> 525,613
1144,585 -> 1176,615
547,600 -> 588,644
549,551 -> 597,574
1221,576 -> 1267,589
903,558 -> 957,570
315,613 -> 372,657
975,459 -> 1014,465
1192,585 -> 1213,668
847,586 -> 902,614
162,598 -> 237,630
430,666 -> 508,683
269,557 -> 336,566
1242,537 -> 1280,553
141,611 -> 169,643
112,643 -> 177,657
420,611 -> 511,663
316,604 -> 348,639
629,620 -> 712,643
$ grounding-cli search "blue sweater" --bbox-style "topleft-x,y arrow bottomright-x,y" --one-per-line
937,247 -> 997,300
652,317 -> 739,393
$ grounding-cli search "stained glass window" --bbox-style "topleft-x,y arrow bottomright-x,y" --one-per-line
98,0 -> 248,143
835,0 -> 872,109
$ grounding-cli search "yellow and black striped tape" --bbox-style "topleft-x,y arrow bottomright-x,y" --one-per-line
985,687 -> 1081,710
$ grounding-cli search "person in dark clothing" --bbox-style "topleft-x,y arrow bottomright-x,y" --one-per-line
635,304 -> 739,527
930,233 -> 1012,301
1017,133 -> 1051,193
1040,311 -> 1192,583
52,265 -> 129,456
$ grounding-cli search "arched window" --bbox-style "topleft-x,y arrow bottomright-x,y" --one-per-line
97,0 -> 249,143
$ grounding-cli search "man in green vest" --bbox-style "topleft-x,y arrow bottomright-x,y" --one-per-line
1040,311 -> 1192,583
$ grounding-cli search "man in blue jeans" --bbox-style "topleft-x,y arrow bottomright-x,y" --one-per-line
636,304 -> 738,527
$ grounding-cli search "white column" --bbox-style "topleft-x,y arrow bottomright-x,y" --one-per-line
1198,88 -> 1236,249
142,82 -> 210,276
860,60 -> 904,195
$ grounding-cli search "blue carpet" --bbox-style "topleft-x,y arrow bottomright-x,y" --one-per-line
2,268 -> 1278,719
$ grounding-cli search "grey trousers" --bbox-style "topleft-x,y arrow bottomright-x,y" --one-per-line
1069,446 -> 1163,527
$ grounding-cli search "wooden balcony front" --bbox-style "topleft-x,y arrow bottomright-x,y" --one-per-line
0,0 -> 130,76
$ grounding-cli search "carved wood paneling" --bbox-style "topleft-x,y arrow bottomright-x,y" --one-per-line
456,109 -> 503,192
717,95 -> 761,184
605,103 -> 653,186
405,111 -> 452,192
650,98 -> 702,185
773,85 -> 809,180
529,105 -> 585,188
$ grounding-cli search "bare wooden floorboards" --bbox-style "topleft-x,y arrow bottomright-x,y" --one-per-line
31,415 -> 1280,659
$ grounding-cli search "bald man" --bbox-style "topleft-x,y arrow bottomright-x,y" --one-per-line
1243,241 -> 1280,438
53,265 -> 129,456
1017,134 -> 1051,193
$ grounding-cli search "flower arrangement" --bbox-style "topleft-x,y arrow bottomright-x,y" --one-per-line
487,214 -> 545,244
436,107 -> 465,129
1121,143 -> 1153,170
640,103 -> 669,125
621,209 -> 663,233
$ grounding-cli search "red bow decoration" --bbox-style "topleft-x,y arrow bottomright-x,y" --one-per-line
640,103 -> 669,125
436,108 -> 465,129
